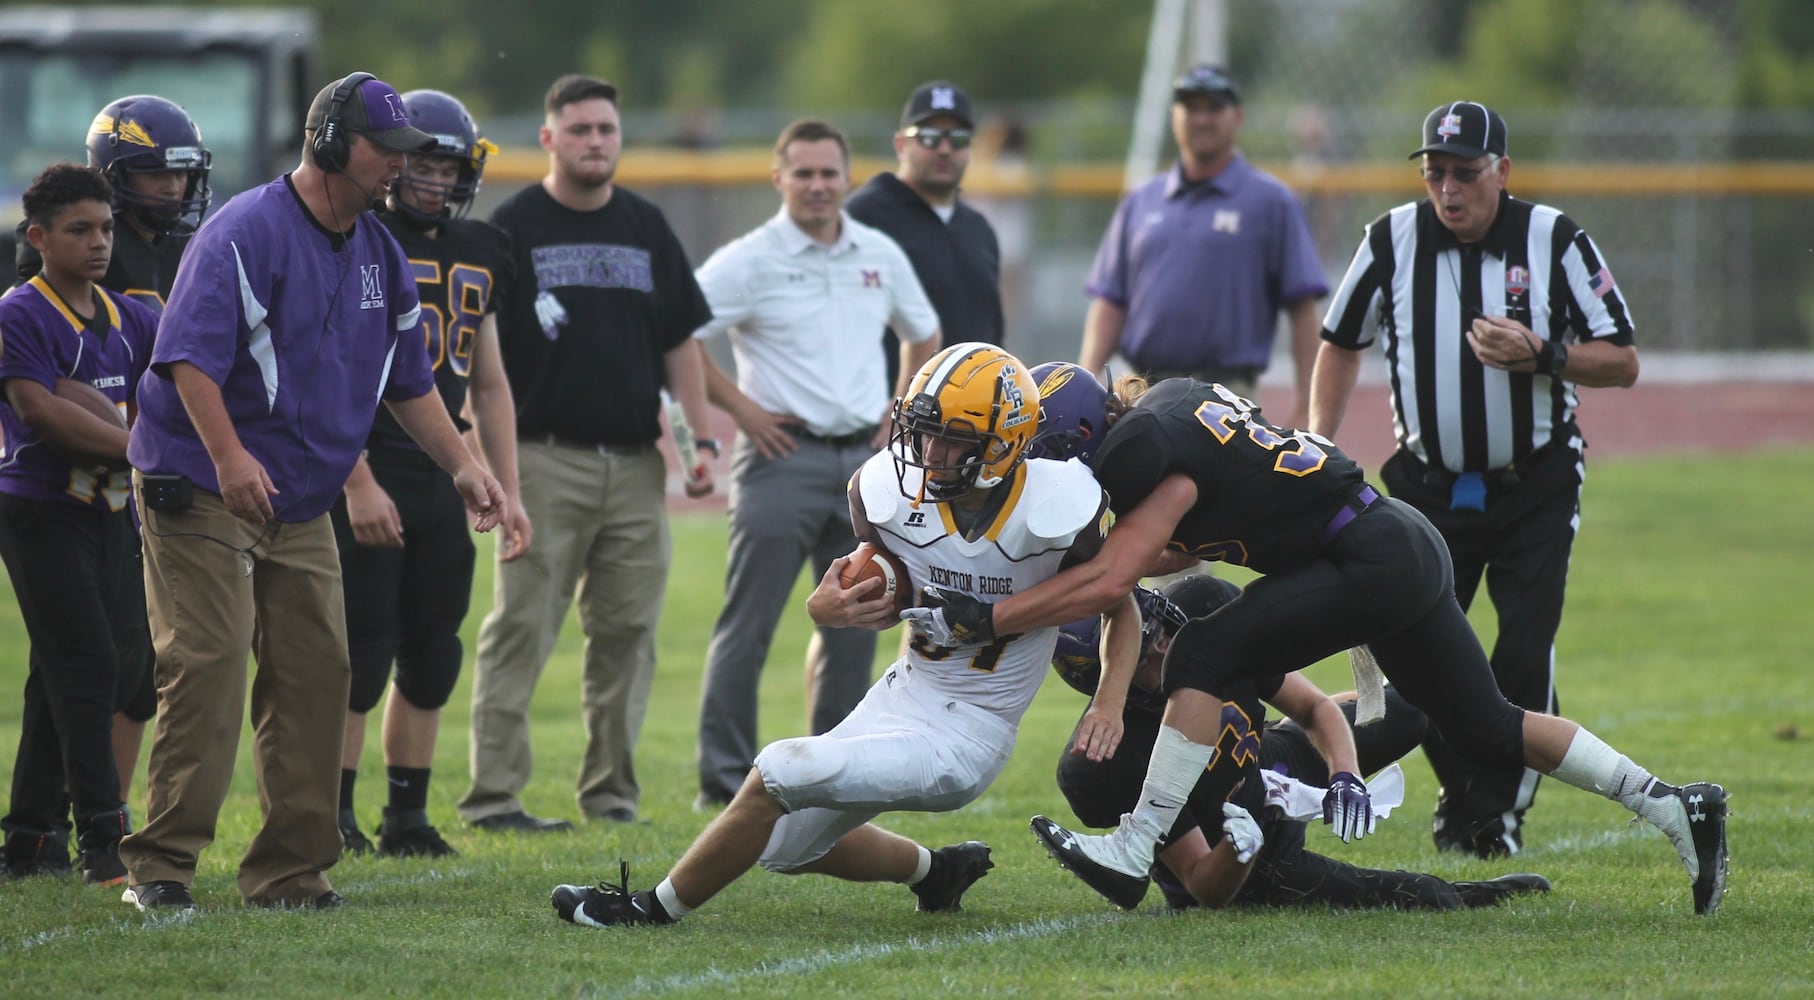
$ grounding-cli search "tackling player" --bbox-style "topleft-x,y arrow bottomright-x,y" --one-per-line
550,343 -> 1140,926
913,372 -> 1728,915
0,164 -> 158,883
333,90 -> 532,858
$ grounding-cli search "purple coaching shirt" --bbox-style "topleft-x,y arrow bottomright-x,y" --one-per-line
128,175 -> 434,522
1086,155 -> 1328,372
0,276 -> 157,511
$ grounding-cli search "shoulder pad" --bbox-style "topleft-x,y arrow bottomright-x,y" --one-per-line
1022,458 -> 1106,542
857,451 -> 903,525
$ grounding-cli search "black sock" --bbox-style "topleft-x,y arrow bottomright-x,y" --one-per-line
387,766 -> 431,811
338,769 -> 358,813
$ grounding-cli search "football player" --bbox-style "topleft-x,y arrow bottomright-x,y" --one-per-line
332,90 -> 531,858
0,164 -> 158,883
915,371 -> 1728,915
550,343 -> 1140,926
1051,575 -> 1549,910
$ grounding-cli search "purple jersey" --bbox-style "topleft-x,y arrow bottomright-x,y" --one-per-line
1086,156 -> 1328,372
0,276 -> 157,510
128,176 -> 434,521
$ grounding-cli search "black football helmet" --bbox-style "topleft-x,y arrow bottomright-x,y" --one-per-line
1051,576 -> 1240,705
86,94 -> 212,235
395,89 -> 494,224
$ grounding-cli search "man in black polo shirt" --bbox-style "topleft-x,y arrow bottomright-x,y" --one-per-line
847,80 -> 1003,391
1309,101 -> 1639,859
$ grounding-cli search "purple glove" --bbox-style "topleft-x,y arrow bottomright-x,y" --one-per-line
1322,771 -> 1372,843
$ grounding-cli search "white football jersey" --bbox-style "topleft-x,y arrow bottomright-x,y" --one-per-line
858,449 -> 1109,724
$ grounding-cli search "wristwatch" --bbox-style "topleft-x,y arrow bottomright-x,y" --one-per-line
695,438 -> 721,457
1538,340 -> 1569,377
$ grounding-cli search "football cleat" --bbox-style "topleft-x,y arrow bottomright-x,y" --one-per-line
339,808 -> 373,857
1451,873 -> 1551,908
1640,779 -> 1730,915
551,861 -> 672,928
911,841 -> 994,912
1029,815 -> 1151,910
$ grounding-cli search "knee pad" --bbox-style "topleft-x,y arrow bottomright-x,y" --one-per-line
346,649 -> 393,715
393,634 -> 463,710
752,736 -> 848,814
1435,709 -> 1525,771
119,664 -> 157,723
1160,617 -> 1247,697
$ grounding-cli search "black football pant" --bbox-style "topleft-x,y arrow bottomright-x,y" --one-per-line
1383,447 -> 1581,853
0,496 -> 142,836
331,446 -> 475,716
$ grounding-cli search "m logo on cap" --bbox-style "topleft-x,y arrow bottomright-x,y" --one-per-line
1437,113 -> 1464,140
931,86 -> 956,110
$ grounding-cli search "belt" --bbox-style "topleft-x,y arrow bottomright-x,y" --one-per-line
1321,485 -> 1380,546
1410,441 -> 1561,492
529,433 -> 653,456
788,425 -> 878,448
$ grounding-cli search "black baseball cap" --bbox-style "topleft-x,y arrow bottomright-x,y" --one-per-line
1171,64 -> 1240,105
306,74 -> 436,153
1409,101 -> 1507,160
901,81 -> 974,129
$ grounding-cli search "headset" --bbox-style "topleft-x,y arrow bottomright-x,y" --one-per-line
310,71 -> 376,174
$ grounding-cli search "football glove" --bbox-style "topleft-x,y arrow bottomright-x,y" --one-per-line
534,290 -> 569,338
1221,802 -> 1263,864
899,586 -> 995,647
1322,771 -> 1373,843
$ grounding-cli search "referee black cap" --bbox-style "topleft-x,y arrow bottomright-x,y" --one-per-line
1172,64 -> 1240,105
1409,101 -> 1507,160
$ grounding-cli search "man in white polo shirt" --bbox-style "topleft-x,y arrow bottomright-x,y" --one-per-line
692,118 -> 942,809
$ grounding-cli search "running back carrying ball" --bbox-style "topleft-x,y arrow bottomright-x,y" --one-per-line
55,376 -> 128,429
839,541 -> 911,613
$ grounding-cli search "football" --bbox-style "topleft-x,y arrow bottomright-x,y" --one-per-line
839,542 -> 912,612
52,377 -> 129,468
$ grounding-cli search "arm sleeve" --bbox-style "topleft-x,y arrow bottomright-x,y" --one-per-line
1555,218 -> 1635,346
1321,220 -> 1388,349
149,225 -> 250,383
0,299 -> 59,393
884,241 -> 940,343
691,240 -> 750,341
381,233 -> 435,401
1083,194 -> 1134,305
1274,188 -> 1330,304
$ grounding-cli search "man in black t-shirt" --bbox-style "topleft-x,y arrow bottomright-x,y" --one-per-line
331,90 -> 531,859
456,74 -> 715,832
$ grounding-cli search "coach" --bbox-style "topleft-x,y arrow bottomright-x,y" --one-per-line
1308,100 -> 1638,859
846,80 -> 1001,391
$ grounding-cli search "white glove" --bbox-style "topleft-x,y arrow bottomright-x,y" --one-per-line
1221,801 -> 1263,863
534,290 -> 569,338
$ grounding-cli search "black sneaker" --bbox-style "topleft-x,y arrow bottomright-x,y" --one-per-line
910,841 -> 993,912
78,807 -> 131,886
551,862 -> 672,928
377,808 -> 458,859
1028,815 -> 1150,911
1678,782 -> 1730,915
1452,873 -> 1551,908
3,828 -> 74,879
339,808 -> 374,857
472,809 -> 574,834
123,880 -> 197,912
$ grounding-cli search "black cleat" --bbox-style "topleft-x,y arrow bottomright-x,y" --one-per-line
123,880 -> 197,913
1680,782 -> 1729,916
472,809 -> 574,834
910,841 -> 994,912
1029,815 -> 1150,911
1452,873 -> 1552,908
377,808 -> 458,859
339,808 -> 374,857
551,861 -> 673,928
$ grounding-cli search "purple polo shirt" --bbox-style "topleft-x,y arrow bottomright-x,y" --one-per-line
128,175 -> 433,522
1086,155 -> 1328,371
0,277 -> 157,510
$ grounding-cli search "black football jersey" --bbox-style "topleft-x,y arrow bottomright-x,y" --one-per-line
370,211 -> 515,440
13,218 -> 189,313
1092,378 -> 1365,575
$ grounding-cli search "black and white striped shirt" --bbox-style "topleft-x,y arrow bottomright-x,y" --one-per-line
1322,192 -> 1634,473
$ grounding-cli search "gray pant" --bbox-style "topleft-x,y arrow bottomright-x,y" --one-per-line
458,442 -> 669,823
695,435 -> 877,800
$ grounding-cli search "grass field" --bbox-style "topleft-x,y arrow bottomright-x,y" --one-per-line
2,449 -> 1811,998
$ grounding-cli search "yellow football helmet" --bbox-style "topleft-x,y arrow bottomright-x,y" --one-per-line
891,343 -> 1039,501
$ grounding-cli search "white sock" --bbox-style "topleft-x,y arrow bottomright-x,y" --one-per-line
1549,726 -> 1658,810
1127,725 -> 1218,843
907,845 -> 933,885
654,878 -> 692,919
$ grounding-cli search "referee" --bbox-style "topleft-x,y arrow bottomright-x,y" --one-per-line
1308,100 -> 1638,859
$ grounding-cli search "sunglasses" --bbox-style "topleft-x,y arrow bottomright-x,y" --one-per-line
903,125 -> 973,150
1420,163 -> 1492,184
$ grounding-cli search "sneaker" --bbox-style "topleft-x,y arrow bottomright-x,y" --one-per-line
1452,873 -> 1551,908
377,808 -> 458,859
1432,811 -> 1521,859
3,828 -> 74,879
339,808 -> 373,857
551,862 -> 672,928
1028,815 -> 1151,911
471,809 -> 574,834
910,841 -> 993,913
123,880 -> 197,912
78,807 -> 131,886
1647,781 -> 1729,915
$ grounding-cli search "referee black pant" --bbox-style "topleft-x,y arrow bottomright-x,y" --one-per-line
1382,445 -> 1581,853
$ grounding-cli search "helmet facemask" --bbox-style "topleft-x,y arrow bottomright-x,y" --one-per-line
890,344 -> 1039,505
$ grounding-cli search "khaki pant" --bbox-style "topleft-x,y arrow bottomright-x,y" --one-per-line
458,442 -> 668,822
119,478 -> 348,905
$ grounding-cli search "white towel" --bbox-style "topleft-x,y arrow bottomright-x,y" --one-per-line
1260,761 -> 1406,832
1350,644 -> 1387,725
